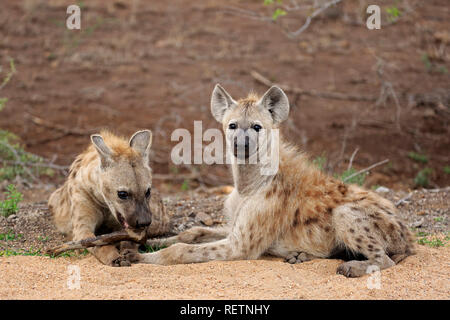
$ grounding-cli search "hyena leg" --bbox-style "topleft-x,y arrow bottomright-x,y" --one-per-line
146,226 -> 229,247
71,202 -> 130,267
126,201 -> 280,265
332,204 -> 395,278
127,238 -> 233,265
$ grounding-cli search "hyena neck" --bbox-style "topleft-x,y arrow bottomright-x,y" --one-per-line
77,155 -> 107,209
231,163 -> 272,195
230,137 -> 286,195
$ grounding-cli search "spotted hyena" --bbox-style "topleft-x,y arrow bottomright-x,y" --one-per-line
125,85 -> 415,277
48,130 -> 169,266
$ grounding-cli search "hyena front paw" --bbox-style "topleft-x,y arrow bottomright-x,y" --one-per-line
110,254 -> 132,267
122,249 -> 144,263
336,261 -> 368,278
285,252 -> 315,264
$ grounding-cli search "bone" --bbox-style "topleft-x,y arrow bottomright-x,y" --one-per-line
45,229 -> 148,256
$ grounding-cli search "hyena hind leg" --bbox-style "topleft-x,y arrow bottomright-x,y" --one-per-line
332,205 -> 396,278
146,226 -> 229,247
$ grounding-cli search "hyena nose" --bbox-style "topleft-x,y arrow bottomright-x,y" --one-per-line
136,217 -> 151,228
233,136 -> 250,149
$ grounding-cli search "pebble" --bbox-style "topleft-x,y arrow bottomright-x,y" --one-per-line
375,186 -> 390,193
7,214 -> 17,222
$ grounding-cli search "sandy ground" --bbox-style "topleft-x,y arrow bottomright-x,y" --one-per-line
0,246 -> 448,300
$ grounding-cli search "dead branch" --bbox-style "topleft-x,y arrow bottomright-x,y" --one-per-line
250,70 -> 377,102
224,0 -> 344,39
343,159 -> 389,183
395,192 -> 413,207
286,0 -> 343,38
27,114 -> 95,136
45,229 -> 147,256
3,160 -> 69,171
372,56 -> 402,131
347,147 -> 360,171
0,140 -> 39,183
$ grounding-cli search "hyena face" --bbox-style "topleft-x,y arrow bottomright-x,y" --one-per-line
91,130 -> 153,229
211,84 -> 290,161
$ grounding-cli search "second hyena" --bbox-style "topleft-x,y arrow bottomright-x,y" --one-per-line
48,130 -> 169,266
126,85 -> 415,277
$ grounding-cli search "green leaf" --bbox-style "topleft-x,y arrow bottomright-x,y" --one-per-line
272,8 -> 287,21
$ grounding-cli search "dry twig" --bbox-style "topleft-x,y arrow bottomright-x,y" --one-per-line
342,159 -> 389,183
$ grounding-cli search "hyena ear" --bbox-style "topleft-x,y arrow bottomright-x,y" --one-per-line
91,134 -> 114,167
129,130 -> 152,160
211,84 -> 237,122
258,86 -> 290,124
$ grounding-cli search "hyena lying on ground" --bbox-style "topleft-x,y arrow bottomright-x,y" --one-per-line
48,130 -> 169,266
125,85 -> 415,277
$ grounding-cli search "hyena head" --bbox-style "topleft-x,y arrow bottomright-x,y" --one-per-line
90,130 -> 153,230
210,84 -> 290,161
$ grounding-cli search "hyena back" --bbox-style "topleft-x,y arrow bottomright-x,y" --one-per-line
127,85 -> 415,277
48,130 -> 169,266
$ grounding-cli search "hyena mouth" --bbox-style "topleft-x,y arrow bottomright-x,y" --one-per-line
116,212 -> 129,229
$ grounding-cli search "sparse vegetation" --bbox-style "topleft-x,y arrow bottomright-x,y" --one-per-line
0,59 -> 64,185
0,229 -> 23,241
0,131 -> 55,182
414,168 -> 433,188
0,184 -> 23,217
386,6 -> 401,22
0,247 -> 89,258
313,155 -> 368,186
139,244 -> 167,253
338,168 -> 367,186
408,152 -> 428,164
421,53 -> 449,74
181,179 -> 190,191
415,231 -> 448,248
312,155 -> 327,172
443,166 -> 450,175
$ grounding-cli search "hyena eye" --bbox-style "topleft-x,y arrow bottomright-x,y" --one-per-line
228,123 -> 237,130
117,191 -> 129,200
252,124 -> 262,132
145,188 -> 151,198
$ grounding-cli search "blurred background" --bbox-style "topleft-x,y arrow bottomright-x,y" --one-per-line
0,0 -> 449,201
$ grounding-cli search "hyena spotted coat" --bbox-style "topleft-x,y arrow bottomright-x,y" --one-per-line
48,130 -> 169,266
126,85 -> 415,277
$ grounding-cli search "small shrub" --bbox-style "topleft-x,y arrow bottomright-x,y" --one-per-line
443,166 -> 450,175
0,131 -> 55,181
181,179 -> 190,191
386,6 -> 401,22
0,230 -> 23,241
408,152 -> 428,164
339,168 -> 367,186
414,168 -> 433,188
0,184 -> 23,217
312,156 -> 327,172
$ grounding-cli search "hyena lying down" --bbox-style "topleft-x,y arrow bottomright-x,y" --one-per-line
48,130 -> 169,266
125,85 -> 415,277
